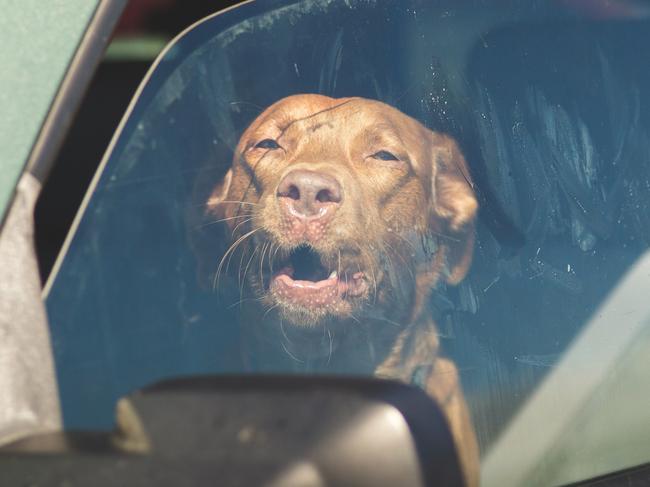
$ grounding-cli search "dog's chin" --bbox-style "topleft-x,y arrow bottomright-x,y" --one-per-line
267,268 -> 368,327
274,303 -> 334,328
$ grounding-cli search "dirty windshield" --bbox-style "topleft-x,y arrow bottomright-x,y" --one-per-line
45,1 -> 650,485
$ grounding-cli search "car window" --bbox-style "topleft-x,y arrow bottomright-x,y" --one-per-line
45,1 -> 650,485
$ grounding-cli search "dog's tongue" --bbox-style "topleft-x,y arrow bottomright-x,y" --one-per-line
270,267 -> 365,307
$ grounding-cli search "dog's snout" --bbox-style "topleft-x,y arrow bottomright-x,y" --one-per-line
277,170 -> 342,217
276,169 -> 342,243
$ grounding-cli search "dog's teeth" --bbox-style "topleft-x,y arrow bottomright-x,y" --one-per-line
329,271 -> 338,279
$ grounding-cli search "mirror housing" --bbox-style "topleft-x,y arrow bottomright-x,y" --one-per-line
0,376 -> 463,486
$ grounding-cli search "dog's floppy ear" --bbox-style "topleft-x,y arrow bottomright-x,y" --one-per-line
205,168 -> 234,227
428,134 -> 478,285
188,168 -> 234,288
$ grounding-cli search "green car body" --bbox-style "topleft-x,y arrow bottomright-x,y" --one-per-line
0,0 -> 100,218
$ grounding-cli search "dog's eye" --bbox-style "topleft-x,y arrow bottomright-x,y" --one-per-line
371,150 -> 399,161
255,138 -> 280,150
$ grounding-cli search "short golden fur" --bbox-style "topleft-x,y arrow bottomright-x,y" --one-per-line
201,94 -> 479,485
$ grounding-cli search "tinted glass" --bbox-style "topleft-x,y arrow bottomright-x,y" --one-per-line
46,1 -> 650,485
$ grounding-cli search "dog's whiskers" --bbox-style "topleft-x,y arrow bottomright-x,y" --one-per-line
231,216 -> 255,236
267,242 -> 276,275
211,200 -> 260,206
227,296 -> 266,309
272,244 -> 282,266
239,245 -> 260,303
237,242 -> 250,286
263,302 -> 280,320
195,212 -> 253,229
337,250 -> 341,281
326,327 -> 333,366
281,341 -> 304,363
258,242 -> 271,290
355,243 -> 379,304
213,227 -> 261,292
390,230 -> 417,251
279,320 -> 305,364
349,313 -> 361,325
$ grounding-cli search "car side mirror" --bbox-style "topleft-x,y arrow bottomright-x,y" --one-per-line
0,376 -> 463,486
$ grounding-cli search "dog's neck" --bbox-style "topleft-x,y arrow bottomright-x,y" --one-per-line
236,298 -> 446,381
238,305 -> 413,375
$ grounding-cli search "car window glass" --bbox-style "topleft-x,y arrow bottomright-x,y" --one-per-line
45,1 -> 650,485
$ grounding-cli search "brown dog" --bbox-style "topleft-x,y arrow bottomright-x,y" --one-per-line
200,94 -> 479,485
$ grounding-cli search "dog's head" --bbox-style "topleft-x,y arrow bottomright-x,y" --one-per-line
204,94 -> 477,327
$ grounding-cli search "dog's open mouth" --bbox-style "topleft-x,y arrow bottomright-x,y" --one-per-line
269,245 -> 367,310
